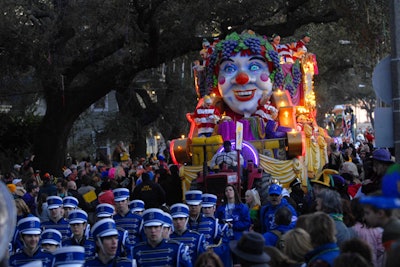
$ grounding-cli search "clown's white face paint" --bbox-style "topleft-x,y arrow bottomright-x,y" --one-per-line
218,54 -> 272,117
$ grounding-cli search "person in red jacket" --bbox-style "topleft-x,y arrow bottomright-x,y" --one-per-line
292,33 -> 311,61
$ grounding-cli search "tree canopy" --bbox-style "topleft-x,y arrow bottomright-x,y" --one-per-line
0,0 -> 389,175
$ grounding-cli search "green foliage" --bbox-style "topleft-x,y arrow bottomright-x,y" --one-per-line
0,0 -> 391,172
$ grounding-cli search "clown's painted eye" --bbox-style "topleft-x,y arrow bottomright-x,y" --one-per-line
223,64 -> 237,73
249,63 -> 261,71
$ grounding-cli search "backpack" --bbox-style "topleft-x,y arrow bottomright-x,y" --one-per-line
271,229 -> 285,249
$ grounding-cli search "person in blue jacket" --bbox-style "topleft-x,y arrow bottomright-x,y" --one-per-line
41,196 -> 71,239
133,208 -> 193,267
95,203 -> 133,258
201,193 -> 232,267
112,188 -> 143,243
259,183 -> 297,233
9,216 -> 54,267
84,218 -> 132,267
62,210 -> 96,259
263,206 -> 293,247
170,203 -> 206,264
215,184 -> 251,241
305,211 -> 340,267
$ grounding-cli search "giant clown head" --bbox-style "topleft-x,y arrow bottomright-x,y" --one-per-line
206,31 -> 283,117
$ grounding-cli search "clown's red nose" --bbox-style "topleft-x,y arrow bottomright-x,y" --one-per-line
235,72 -> 249,85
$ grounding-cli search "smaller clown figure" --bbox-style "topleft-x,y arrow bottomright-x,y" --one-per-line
193,95 -> 221,137
253,91 -> 279,123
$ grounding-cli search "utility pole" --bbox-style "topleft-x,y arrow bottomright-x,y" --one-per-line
390,0 -> 400,163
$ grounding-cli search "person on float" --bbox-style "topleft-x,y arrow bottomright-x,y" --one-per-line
253,90 -> 279,123
270,33 -> 281,51
270,33 -> 295,64
170,203 -> 206,264
193,95 -> 221,137
215,184 -> 251,241
112,188 -> 143,244
41,196 -> 71,239
209,140 -> 244,172
95,203 -> 133,259
9,216 -> 54,267
84,218 -> 131,267
252,90 -> 287,138
62,210 -> 96,259
132,208 -> 193,267
40,229 -> 62,252
292,32 -> 311,61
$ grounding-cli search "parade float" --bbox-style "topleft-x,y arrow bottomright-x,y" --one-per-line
169,31 -> 329,198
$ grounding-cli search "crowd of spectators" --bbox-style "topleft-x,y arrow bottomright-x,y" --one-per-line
1,133 -> 400,267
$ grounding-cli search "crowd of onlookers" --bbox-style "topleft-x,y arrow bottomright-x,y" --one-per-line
1,134 -> 400,267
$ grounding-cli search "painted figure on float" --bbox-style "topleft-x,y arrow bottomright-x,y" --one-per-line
205,30 -> 284,121
190,30 -> 300,140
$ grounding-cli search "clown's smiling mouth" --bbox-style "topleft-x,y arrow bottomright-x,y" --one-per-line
233,89 -> 256,102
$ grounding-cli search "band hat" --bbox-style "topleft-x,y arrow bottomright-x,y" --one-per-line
47,196 -> 63,209
20,261 -> 43,267
185,190 -> 203,205
202,193 -> 217,208
40,229 -> 62,245
18,216 -> 41,235
268,184 -> 283,195
162,212 -> 174,230
229,231 -> 270,264
91,218 -> 118,238
129,199 -> 145,212
53,246 -> 85,267
113,188 -> 130,202
96,203 -> 115,218
68,210 -> 88,224
63,196 -> 79,208
360,164 -> 400,209
170,203 -> 189,218
142,208 -> 164,227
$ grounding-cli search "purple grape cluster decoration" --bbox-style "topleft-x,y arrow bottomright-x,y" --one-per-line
222,40 -> 238,58
285,83 -> 295,98
274,71 -> 284,88
292,63 -> 302,89
268,50 -> 281,69
243,38 -> 262,54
